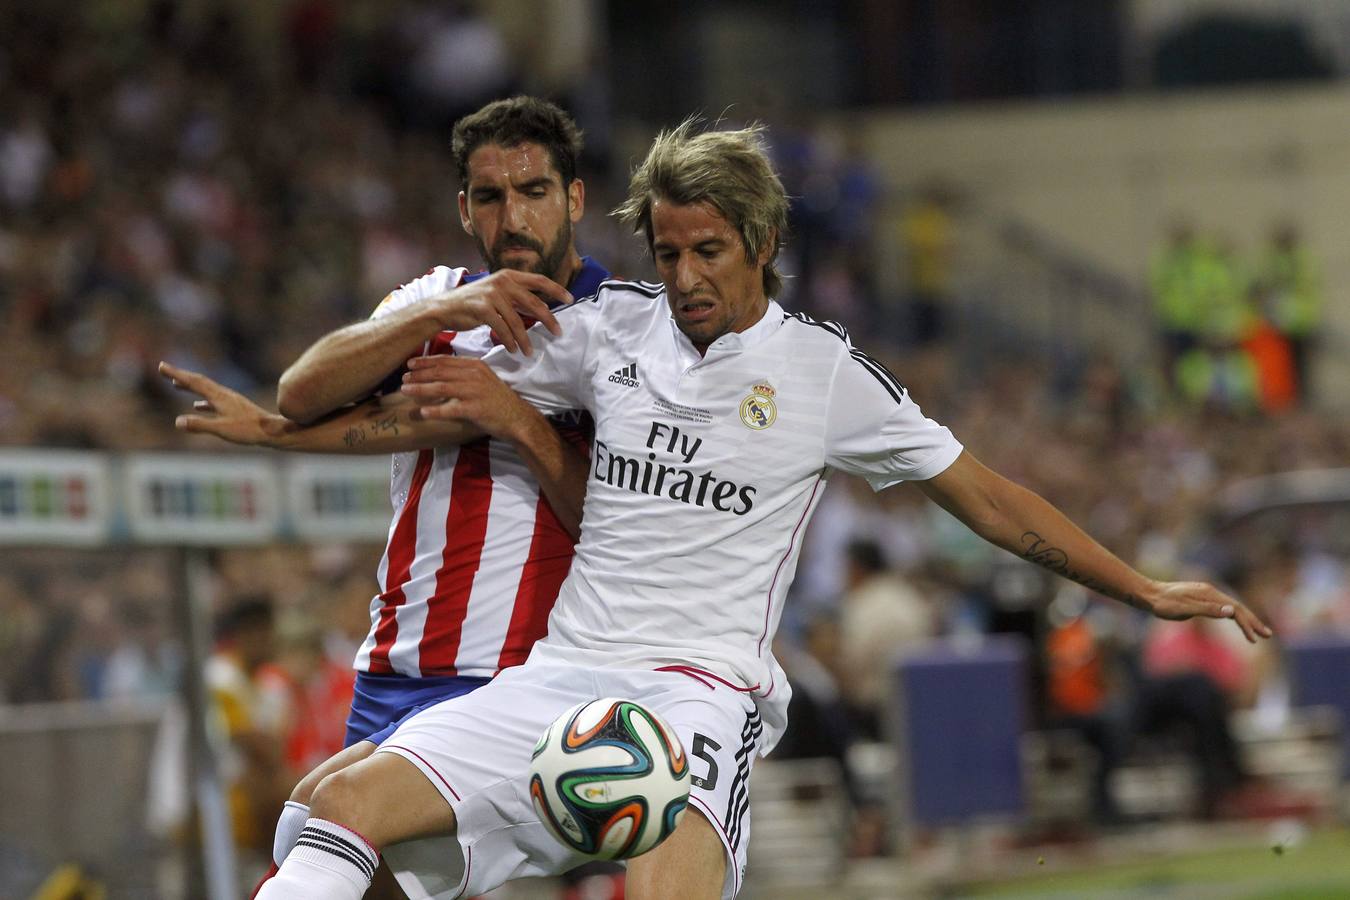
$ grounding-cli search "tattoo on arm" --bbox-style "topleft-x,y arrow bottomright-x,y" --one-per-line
1019,531 -> 1147,610
339,403 -> 404,448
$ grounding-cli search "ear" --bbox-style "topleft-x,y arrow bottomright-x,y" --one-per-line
756,228 -> 777,267
458,191 -> 473,235
568,178 -> 585,224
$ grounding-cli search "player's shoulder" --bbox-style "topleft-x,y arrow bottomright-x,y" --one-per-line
400,264 -> 470,297
779,310 -> 854,352
373,265 -> 469,318
556,277 -> 666,324
593,277 -> 666,306
781,310 -> 908,397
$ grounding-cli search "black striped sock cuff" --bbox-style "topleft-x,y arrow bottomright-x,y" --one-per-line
289,820 -> 378,883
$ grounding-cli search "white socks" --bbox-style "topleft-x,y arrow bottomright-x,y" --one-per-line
273,801 -> 310,866
255,819 -> 378,900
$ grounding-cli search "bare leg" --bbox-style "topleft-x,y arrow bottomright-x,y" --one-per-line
251,743 -> 384,898
294,744 -> 412,898
308,751 -> 457,848
626,806 -> 726,900
291,740 -> 377,804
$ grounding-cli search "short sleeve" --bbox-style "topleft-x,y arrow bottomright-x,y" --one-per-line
370,266 -> 468,320
479,294 -> 604,416
368,266 -> 469,396
823,346 -> 963,491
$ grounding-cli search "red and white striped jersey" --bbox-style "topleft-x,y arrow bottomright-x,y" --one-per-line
353,261 -> 605,678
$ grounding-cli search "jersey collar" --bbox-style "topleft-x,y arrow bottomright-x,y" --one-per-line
566,256 -> 610,302
668,298 -> 785,359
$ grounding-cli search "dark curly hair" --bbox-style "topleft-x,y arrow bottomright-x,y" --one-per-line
451,96 -> 584,187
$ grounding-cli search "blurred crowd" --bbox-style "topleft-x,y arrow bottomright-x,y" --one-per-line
0,544 -> 378,864
4,0 -> 1350,874
777,354 -> 1350,839
0,2 -> 883,453
1152,219 -> 1325,414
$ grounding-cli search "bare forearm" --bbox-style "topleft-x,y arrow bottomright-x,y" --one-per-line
277,304 -> 445,423
501,411 -> 589,540
271,396 -> 482,454
920,453 -> 1157,610
983,483 -> 1155,610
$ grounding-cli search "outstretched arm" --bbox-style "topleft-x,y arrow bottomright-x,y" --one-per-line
277,270 -> 569,423
163,362 -> 480,454
164,360 -> 590,538
917,450 -> 1273,642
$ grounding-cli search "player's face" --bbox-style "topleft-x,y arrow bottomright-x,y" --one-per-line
459,141 -> 584,285
650,198 -> 771,352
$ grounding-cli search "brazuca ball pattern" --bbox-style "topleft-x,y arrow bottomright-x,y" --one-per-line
529,698 -> 690,859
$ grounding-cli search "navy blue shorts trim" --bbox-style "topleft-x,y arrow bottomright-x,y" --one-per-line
344,671 -> 491,747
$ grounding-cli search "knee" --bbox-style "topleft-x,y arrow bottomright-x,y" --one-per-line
291,741 -> 376,805
290,766 -> 326,805
306,752 -> 458,849
309,765 -> 371,826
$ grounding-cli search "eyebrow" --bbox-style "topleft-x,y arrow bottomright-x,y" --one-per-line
653,238 -> 726,252
469,176 -> 556,193
514,177 -> 556,191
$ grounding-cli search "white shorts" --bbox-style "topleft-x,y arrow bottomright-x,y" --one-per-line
375,662 -> 763,899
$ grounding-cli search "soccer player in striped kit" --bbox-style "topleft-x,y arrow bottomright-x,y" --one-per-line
164,96 -> 612,895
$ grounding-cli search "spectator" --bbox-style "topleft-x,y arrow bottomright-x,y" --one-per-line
1256,222 -> 1323,404
207,596 -> 289,862
1171,237 -> 1259,413
1151,218 -> 1207,384
900,181 -> 957,346
1043,592 -> 1130,824
256,614 -> 355,781
838,539 -> 936,738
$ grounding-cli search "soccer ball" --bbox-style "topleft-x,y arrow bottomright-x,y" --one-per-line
529,697 -> 690,859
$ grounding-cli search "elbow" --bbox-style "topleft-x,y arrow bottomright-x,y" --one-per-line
962,481 -> 1015,541
277,371 -> 319,424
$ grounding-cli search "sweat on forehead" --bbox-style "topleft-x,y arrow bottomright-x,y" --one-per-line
466,142 -> 561,183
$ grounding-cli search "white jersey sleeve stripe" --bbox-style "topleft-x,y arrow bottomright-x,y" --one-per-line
849,349 -> 906,404
786,311 -> 909,404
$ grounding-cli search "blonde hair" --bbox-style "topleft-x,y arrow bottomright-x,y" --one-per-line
615,119 -> 789,297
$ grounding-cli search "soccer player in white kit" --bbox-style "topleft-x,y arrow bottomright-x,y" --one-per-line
256,122 -> 1274,900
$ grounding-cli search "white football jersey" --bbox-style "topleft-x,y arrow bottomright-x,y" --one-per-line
483,280 -> 963,750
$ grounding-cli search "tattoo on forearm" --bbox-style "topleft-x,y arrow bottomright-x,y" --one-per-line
340,405 -> 405,448
1019,531 -> 1145,609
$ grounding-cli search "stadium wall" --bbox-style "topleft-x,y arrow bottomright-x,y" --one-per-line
862,83 -> 1350,404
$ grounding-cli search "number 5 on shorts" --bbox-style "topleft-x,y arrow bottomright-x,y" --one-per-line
690,733 -> 721,790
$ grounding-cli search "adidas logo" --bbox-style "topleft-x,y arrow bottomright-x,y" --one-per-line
608,362 -> 640,388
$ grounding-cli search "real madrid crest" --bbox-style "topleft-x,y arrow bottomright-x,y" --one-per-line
739,382 -> 777,430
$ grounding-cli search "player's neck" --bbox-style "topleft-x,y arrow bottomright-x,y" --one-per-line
553,250 -> 584,293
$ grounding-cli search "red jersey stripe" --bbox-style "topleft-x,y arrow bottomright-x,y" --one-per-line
495,491 -> 577,671
417,439 -> 495,675
368,449 -> 435,674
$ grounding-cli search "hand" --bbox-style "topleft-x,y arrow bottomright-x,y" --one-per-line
426,270 -> 567,356
159,362 -> 291,447
1146,580 -> 1274,643
399,355 -> 536,440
